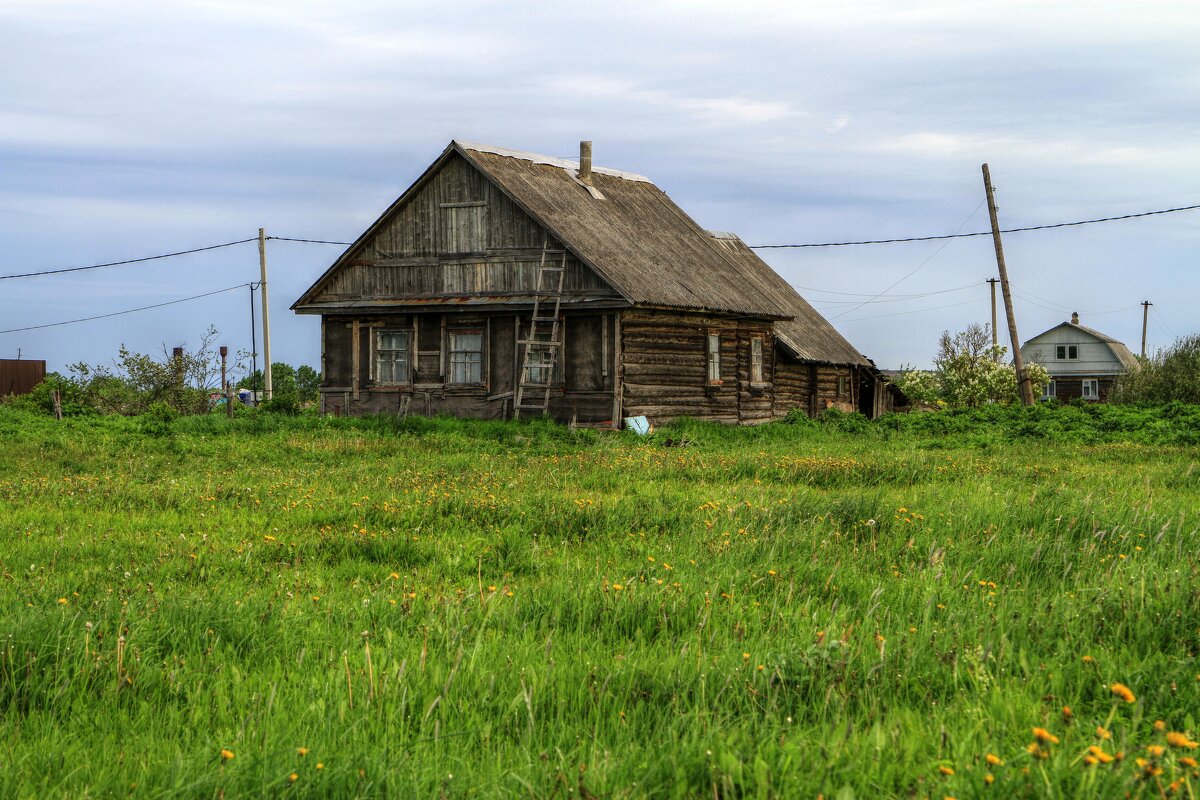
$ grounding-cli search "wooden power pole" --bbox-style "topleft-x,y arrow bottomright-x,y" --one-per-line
258,228 -> 273,401
981,164 -> 1034,405
986,278 -> 999,358
1141,300 -> 1152,358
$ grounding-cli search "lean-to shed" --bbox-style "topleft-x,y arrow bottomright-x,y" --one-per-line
292,140 -> 891,425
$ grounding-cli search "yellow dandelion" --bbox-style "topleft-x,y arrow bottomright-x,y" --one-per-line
316,763 -> 325,770
1180,756 -> 1198,768
983,774 -> 994,785
611,584 -> 623,591
288,773 -> 298,782
297,747 -> 308,756
1083,755 -> 1098,766
220,749 -> 235,762
1096,726 -> 1112,740
1082,655 -> 1094,664
1154,720 -> 1167,731
938,765 -> 955,776
1111,682 -> 1136,703
985,753 -> 1003,766
1146,744 -> 1166,758
57,598 -> 67,605
1088,746 -> 1114,764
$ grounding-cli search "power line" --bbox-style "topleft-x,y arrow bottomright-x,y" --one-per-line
829,200 -> 985,321
1009,287 -> 1140,317
838,295 -> 985,323
796,280 -> 981,299
267,236 -> 352,246
750,202 -> 1200,249
0,238 -> 257,281
809,282 -> 982,307
0,284 -> 251,335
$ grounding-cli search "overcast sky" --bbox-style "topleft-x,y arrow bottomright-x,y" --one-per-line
3,0 -> 1198,375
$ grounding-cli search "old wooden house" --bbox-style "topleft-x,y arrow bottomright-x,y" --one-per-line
1021,312 -> 1138,402
292,140 -> 890,425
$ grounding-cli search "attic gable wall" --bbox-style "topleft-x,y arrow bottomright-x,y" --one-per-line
308,153 -> 618,303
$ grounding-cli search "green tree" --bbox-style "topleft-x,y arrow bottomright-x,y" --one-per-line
296,365 -> 321,403
893,324 -> 1048,409
1113,334 -> 1200,403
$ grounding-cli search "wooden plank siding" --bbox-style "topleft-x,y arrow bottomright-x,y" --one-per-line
311,154 -> 616,303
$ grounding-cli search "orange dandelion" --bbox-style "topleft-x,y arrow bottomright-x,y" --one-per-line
1154,720 -> 1167,731
983,774 -> 995,785
1096,726 -> 1112,740
1146,744 -> 1166,758
297,747 -> 308,757
220,749 -> 235,762
1167,733 -> 1199,749
938,765 -> 955,776
1032,727 -> 1060,744
985,753 -> 1003,766
288,773 -> 298,783
1110,683 -> 1136,703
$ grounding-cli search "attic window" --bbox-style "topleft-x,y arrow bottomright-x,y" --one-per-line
1056,345 -> 1078,360
441,202 -> 487,255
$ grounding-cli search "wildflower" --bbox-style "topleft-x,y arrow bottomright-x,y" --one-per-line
983,774 -> 994,785
1096,726 -> 1112,740
297,747 -> 308,756
57,598 -> 67,605
1082,755 -> 1098,766
1154,720 -> 1167,731
1032,727 -> 1060,744
1111,682 -> 1136,703
1088,746 -> 1114,764
220,749 -> 235,762
756,664 -> 765,672
289,773 -> 298,782
611,584 -> 623,591
985,753 -> 1003,766
938,765 -> 955,776
388,573 -> 399,580
1146,744 -> 1166,758
743,652 -> 750,660
1062,706 -> 1073,722
316,763 -> 325,770
1082,655 -> 1094,664
1180,757 -> 1198,768
1167,732 -> 1199,749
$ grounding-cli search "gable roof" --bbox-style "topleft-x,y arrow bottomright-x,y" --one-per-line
1023,321 -> 1140,371
293,140 -> 870,366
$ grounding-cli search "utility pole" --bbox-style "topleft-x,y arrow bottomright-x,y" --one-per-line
258,228 -> 273,401
981,164 -> 1034,405
986,278 -> 999,358
1141,300 -> 1152,358
248,283 -> 258,399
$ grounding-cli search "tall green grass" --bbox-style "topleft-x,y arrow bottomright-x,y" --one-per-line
0,407 -> 1197,798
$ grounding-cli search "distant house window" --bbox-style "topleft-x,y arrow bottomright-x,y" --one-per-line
707,332 -> 721,383
1042,380 -> 1056,400
441,202 -> 487,255
837,375 -> 847,398
1082,379 -> 1099,400
1056,345 -> 1079,360
750,337 -> 764,384
449,331 -> 483,383
374,330 -> 410,385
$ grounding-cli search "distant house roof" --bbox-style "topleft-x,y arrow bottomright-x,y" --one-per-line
1022,320 -> 1140,371
294,140 -> 870,367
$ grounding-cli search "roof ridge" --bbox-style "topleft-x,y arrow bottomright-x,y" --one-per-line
453,140 -> 653,183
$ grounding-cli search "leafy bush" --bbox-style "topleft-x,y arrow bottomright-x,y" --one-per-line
1113,334 -> 1200,404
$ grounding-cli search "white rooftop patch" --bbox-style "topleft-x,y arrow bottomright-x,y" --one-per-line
455,140 -> 653,183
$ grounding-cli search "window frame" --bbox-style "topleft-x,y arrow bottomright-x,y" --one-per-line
1042,379 -> 1057,400
447,329 -> 484,385
706,331 -> 722,385
750,336 -> 765,385
837,375 -> 847,398
1081,378 -> 1099,400
372,328 -> 411,386
1055,344 -> 1079,360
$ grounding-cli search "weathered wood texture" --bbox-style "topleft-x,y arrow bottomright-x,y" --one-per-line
319,310 -> 617,424
618,310 -> 775,425
311,155 -> 616,302
1046,376 -> 1118,403
0,359 -> 46,397
771,358 -> 858,419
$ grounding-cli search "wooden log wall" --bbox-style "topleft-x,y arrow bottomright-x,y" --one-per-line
312,154 -> 617,302
618,309 -> 775,425
319,310 -> 617,424
772,359 -> 859,419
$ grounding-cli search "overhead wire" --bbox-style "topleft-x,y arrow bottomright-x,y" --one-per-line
0,238 -> 257,281
749,202 -> 1200,249
838,296 -> 985,323
0,284 -> 251,335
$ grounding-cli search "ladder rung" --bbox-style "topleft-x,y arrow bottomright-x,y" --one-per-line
538,266 -> 565,272
519,339 -> 561,347
520,381 -> 552,388
531,316 -> 558,323
515,403 -> 549,410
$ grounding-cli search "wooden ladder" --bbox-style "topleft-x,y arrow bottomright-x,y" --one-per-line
514,243 -> 566,418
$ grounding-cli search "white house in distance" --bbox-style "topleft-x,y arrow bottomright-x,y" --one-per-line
1020,312 -> 1139,402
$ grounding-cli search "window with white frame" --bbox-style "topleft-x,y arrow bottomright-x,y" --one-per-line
448,331 -> 483,384
837,375 -> 847,398
1042,379 -> 1056,400
374,330 -> 411,385
706,332 -> 721,383
1082,379 -> 1099,400
1055,344 -> 1079,360
750,337 -> 764,384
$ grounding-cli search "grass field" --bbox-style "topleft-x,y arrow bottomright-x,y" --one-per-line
1,407 -> 1198,798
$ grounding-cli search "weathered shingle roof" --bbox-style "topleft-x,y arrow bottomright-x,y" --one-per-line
456,142 -> 869,365
294,140 -> 871,366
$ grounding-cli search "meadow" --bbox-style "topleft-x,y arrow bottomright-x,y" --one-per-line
0,405 -> 1198,798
